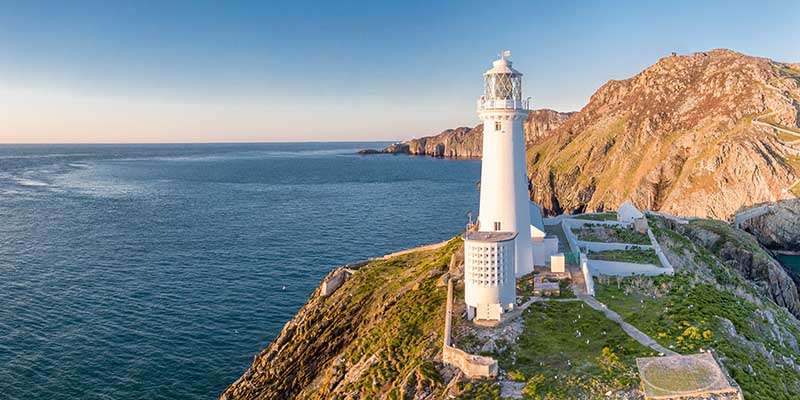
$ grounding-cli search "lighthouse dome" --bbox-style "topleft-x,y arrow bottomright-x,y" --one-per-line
482,51 -> 523,103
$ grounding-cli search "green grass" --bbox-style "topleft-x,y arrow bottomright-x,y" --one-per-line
573,212 -> 618,221
328,239 -> 461,397
496,301 -> 655,398
595,272 -> 800,400
574,224 -> 651,244
588,248 -> 661,266
457,380 -> 501,399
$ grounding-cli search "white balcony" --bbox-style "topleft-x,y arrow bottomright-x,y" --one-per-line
477,96 -> 530,112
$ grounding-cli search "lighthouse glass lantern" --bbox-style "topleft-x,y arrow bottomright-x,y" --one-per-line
480,51 -> 526,110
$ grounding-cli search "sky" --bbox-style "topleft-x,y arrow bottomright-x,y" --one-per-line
0,0 -> 798,144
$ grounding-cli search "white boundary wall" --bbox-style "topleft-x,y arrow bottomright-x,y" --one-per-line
562,219 -> 581,254
580,253 -> 595,296
442,267 -> 498,378
646,228 -> 675,274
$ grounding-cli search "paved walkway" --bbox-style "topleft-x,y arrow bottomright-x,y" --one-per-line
733,204 -> 771,228
579,295 -> 678,356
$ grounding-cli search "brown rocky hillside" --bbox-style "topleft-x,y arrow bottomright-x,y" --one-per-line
530,49 -> 800,220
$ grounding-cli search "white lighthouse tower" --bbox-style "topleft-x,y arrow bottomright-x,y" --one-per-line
476,51 -> 533,277
463,51 -> 534,322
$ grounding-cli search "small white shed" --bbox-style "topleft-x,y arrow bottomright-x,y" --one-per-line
617,201 -> 644,223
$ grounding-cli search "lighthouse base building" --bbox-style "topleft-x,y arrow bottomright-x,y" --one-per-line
463,231 -> 517,321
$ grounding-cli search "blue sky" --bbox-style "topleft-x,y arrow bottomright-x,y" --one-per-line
0,0 -> 798,143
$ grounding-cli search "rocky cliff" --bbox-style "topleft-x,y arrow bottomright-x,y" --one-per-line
740,199 -> 800,253
675,218 -> 800,317
529,49 -> 800,220
371,109 -> 574,158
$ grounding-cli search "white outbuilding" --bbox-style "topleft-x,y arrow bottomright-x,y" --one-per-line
530,202 -> 559,267
617,201 -> 645,223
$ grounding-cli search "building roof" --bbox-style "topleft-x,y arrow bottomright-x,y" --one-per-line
465,231 -> 517,243
484,54 -> 522,76
530,202 -> 544,230
618,201 -> 644,219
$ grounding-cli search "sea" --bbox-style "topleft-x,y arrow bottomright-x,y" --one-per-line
779,254 -> 800,275
0,143 -> 480,400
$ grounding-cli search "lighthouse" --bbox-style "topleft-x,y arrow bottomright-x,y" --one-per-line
476,51 -> 533,277
463,51 -> 534,322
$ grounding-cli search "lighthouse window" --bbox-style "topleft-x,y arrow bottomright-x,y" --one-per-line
494,121 -> 502,131
493,221 -> 501,231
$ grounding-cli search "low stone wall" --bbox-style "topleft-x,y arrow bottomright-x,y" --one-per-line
645,210 -> 690,225
564,218 -> 630,228
320,268 -> 353,297
733,204 -> 771,229
441,266 -> 498,379
442,344 -> 498,378
382,240 -> 449,260
581,254 -> 595,296
646,228 -> 675,274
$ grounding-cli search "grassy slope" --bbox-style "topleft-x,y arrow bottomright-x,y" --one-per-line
595,218 -> 800,400
574,225 -> 651,244
588,248 -> 662,266
497,301 -> 655,398
222,239 -> 461,399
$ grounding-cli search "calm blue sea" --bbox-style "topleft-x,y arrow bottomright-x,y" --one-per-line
0,143 -> 480,400
779,254 -> 800,274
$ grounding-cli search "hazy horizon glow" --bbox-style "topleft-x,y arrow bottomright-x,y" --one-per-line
0,0 -> 798,144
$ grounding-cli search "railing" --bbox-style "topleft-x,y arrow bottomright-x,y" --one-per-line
477,96 -> 531,112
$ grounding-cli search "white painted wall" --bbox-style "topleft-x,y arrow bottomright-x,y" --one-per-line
464,238 -> 516,320
532,237 -> 559,266
477,109 -> 533,277
550,253 -> 565,273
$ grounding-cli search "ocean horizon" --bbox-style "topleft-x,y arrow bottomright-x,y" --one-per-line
0,142 -> 480,399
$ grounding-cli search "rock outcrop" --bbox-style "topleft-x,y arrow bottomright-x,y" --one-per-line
676,219 -> 800,317
370,109 -> 574,158
740,199 -> 800,252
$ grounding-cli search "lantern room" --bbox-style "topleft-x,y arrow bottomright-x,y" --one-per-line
479,51 -> 528,111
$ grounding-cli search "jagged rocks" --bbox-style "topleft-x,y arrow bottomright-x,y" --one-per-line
741,199 -> 800,252
677,220 -> 800,318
